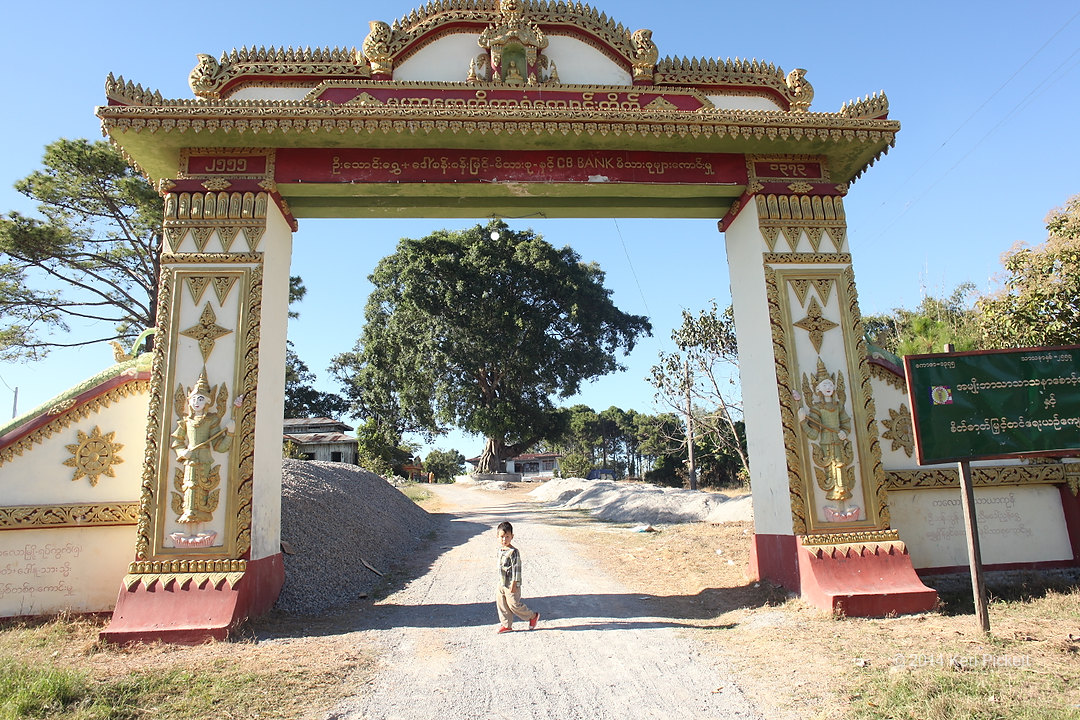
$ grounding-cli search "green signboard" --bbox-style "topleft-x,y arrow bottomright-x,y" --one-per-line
904,346 -> 1080,464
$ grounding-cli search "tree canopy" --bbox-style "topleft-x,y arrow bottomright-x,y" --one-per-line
978,194 -> 1080,348
862,283 -> 982,357
332,220 -> 651,473
0,139 -> 162,361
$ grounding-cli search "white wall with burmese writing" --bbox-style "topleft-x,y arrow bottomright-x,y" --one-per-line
0,526 -> 137,616
889,486 -> 1073,569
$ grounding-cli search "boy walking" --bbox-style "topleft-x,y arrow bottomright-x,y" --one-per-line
496,521 -> 540,633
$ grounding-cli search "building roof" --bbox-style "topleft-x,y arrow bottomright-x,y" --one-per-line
283,432 -> 355,445
283,417 -> 352,433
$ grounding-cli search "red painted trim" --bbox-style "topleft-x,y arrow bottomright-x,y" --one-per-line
748,533 -> 800,591
100,553 -> 285,645
0,371 -> 150,452
1060,484 -> 1080,561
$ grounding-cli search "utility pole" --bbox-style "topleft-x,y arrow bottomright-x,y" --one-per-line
685,359 -> 697,491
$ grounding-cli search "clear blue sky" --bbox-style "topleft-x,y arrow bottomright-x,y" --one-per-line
1,1 -> 1078,459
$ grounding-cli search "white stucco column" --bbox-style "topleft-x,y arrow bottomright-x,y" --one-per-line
725,205 -> 795,537
249,202 -> 291,561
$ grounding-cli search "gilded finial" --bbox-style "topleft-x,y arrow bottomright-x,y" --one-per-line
786,68 -> 814,112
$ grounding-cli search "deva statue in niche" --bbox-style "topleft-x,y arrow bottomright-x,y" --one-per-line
795,359 -> 859,522
169,369 -> 240,547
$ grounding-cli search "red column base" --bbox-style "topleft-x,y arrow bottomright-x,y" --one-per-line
749,533 -> 938,617
797,538 -> 938,617
100,553 -> 285,644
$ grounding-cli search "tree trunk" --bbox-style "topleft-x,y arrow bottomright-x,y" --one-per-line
476,436 -> 507,474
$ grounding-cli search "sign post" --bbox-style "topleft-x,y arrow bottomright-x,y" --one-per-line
957,458 -> 990,633
904,344 -> 1080,634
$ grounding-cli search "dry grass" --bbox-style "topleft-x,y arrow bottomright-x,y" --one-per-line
560,516 -> 1080,720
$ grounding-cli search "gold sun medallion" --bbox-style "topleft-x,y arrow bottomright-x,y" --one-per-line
63,426 -> 124,486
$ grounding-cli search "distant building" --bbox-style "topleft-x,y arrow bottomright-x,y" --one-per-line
467,451 -> 562,481
282,417 -> 357,464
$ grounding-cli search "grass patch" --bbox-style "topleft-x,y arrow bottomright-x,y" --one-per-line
848,665 -> 1080,720
0,655 -> 296,720
398,482 -> 434,504
0,615 -> 369,720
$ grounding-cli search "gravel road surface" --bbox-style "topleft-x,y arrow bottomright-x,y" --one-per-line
328,483 -> 763,720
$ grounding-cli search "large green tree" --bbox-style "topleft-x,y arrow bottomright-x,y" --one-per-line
978,193 -> 1080,348
333,220 -> 651,473
0,139 -> 163,361
424,449 -> 466,482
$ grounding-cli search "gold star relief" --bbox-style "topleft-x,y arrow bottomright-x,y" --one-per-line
180,303 -> 232,362
63,426 -> 124,487
793,297 -> 838,353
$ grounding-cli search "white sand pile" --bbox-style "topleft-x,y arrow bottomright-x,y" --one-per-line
530,477 -> 753,525
276,459 -> 437,615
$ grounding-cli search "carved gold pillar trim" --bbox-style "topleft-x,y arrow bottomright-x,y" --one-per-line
885,463 -> 1068,490
134,260 -> 261,564
764,249 -> 889,535
755,194 -> 847,253
163,191 -> 270,254
0,502 -> 141,530
122,558 -> 247,591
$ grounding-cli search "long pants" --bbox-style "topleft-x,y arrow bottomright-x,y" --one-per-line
496,585 -> 535,628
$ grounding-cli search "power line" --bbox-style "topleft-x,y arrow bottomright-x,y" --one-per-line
612,218 -> 650,316
867,8 -> 1080,243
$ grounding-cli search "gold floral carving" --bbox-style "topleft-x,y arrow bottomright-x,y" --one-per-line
869,361 -> 906,391
793,297 -> 838,353
0,382 -> 151,469
179,303 -> 232,362
885,463 -> 1068,491
764,265 -> 808,534
787,181 -> 814,193
48,399 -> 77,415
63,426 -> 124,486
801,528 -> 900,546
202,179 -> 232,191
1066,464 -> 1080,496
0,502 -> 140,530
880,404 -> 914,457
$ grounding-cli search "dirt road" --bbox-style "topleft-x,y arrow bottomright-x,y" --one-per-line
327,484 -> 763,720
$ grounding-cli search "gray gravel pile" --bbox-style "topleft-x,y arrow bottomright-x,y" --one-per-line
275,459 -> 437,615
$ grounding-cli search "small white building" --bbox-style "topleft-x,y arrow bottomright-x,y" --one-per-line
505,452 -> 561,481
283,418 -> 357,464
